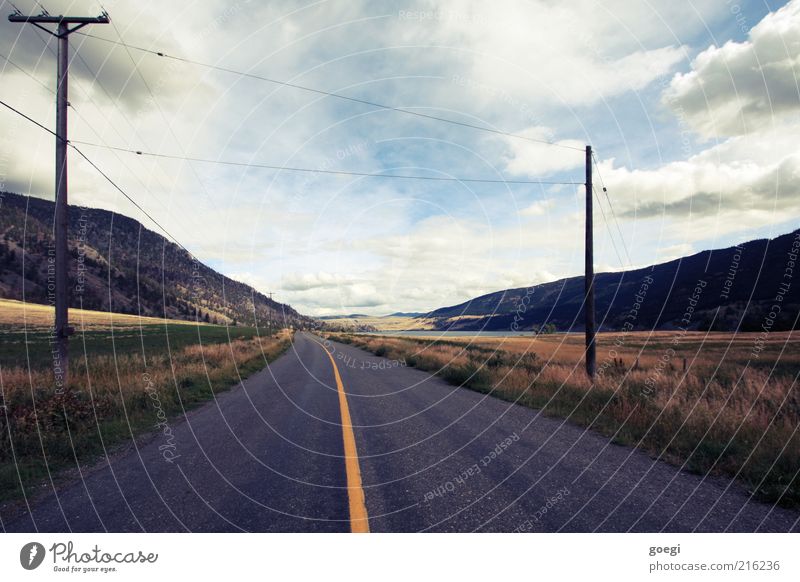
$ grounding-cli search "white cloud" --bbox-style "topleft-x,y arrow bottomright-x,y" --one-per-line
275,206 -> 592,316
519,198 -> 555,217
664,0 -> 800,138
502,127 -> 584,177
658,243 -> 694,262
584,2 -> 800,248
596,134 -> 800,241
431,0 -> 688,112
281,272 -> 357,291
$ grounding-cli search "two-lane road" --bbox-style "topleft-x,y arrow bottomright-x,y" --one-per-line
3,332 -> 798,532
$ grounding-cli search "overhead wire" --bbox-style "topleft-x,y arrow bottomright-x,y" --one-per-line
3,9 -> 599,275
95,10 -> 226,225
0,50 -> 52,93
32,0 -> 49,16
7,8 -> 585,182
592,151 -> 633,267
73,30 -> 586,153
70,139 -> 583,185
0,98 -> 198,260
73,20 -> 581,186
1,10 -> 208,243
0,95 -> 584,297
593,188 -> 626,269
66,40 -> 196,213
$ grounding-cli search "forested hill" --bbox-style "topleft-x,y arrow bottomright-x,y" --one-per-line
0,191 -> 307,328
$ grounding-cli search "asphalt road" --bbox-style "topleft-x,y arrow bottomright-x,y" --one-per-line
2,332 -> 798,532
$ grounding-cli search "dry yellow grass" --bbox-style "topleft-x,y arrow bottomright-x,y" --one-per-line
0,298 -> 205,330
0,327 -> 293,500
389,330 -> 800,370
2,329 -> 291,405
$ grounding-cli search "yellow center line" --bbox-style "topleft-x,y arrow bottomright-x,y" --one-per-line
310,335 -> 370,533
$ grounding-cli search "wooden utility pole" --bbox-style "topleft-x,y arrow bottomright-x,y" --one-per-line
9,9 -> 110,391
585,145 -> 596,380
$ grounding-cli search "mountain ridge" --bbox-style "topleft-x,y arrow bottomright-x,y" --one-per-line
423,229 -> 800,332
0,191 -> 307,328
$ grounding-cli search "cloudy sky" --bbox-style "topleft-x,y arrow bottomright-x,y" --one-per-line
1,0 -> 798,316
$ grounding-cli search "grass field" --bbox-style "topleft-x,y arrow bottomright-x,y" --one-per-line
328,330 -> 800,507
0,298 -> 202,329
0,299 -> 292,502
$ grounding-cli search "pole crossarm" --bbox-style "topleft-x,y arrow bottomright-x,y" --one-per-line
8,13 -> 109,37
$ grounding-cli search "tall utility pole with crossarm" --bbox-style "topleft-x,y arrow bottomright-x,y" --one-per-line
9,9 -> 109,391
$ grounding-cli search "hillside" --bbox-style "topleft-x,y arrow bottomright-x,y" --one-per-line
319,313 -> 434,332
425,229 -> 800,332
0,191 -> 307,327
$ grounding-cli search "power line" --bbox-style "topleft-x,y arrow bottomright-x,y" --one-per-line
592,151 -> 633,266
69,24 -> 579,186
96,12 -> 226,217
70,147 -> 191,256
73,30 -> 586,153
96,7 -> 282,331
0,98 -> 198,259
0,97 -> 57,140
1,28 -> 207,242
1,46 -> 577,185
593,188 -> 625,269
7,20 -> 583,184
0,97 -> 580,262
70,139 -> 582,185
32,1 -> 50,16
65,39 -> 203,221
0,50 -> 52,93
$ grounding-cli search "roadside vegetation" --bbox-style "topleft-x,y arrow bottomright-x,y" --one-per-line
328,331 -> 800,508
0,300 -> 292,502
